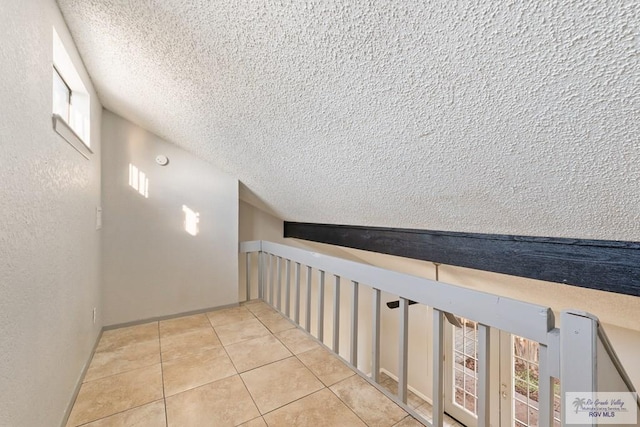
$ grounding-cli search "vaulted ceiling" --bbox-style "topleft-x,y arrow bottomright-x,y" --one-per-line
57,0 -> 639,240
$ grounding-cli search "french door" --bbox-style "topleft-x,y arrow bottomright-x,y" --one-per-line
499,334 -> 562,427
444,316 -> 484,427
444,321 -> 561,427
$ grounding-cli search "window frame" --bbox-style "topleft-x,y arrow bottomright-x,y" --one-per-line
52,65 -> 72,122
52,27 -> 92,156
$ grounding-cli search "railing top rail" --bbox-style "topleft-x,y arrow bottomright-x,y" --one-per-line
241,240 -> 555,344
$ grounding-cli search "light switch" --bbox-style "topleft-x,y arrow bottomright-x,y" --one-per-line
96,206 -> 102,230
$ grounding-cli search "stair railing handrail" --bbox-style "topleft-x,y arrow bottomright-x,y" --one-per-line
240,240 -> 638,427
241,240 -> 554,343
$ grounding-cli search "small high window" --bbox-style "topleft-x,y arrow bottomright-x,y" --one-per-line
52,27 -> 91,152
52,67 -> 71,120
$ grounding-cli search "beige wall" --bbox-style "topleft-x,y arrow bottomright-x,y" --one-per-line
239,200 -> 369,298
102,110 -> 239,325
0,1 -> 103,425
239,199 -> 285,243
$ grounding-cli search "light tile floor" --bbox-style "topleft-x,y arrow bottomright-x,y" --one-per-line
67,300 -> 429,427
377,373 -> 465,427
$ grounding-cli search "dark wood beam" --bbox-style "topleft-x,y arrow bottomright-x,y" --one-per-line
283,222 -> 640,297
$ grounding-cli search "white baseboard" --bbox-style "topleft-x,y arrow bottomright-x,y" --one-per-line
379,367 -> 433,406
61,328 -> 103,427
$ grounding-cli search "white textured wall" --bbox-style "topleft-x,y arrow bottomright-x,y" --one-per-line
58,0 -> 640,240
102,110 -> 239,326
0,1 -> 102,425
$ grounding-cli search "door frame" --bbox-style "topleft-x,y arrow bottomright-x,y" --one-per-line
443,320 -> 503,427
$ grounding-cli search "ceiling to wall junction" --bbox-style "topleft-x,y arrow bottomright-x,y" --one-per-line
57,0 -> 640,240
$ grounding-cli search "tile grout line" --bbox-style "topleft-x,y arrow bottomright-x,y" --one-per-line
235,352 -> 297,376
263,346 -> 432,426
258,387 -> 327,421
236,365 -> 266,422
235,303 -> 331,421
247,301 -> 342,418
212,316 -> 274,350
72,322 -> 164,426
219,343 -> 290,377
212,313 -> 243,377
70,312 -> 250,426
256,299 -> 422,426
239,305 -> 359,423
74,400 -> 165,427
156,309 -> 270,409
243,352 -> 327,421
81,320 -> 165,386
325,378 -> 377,427
72,303 -> 416,427
80,356 -> 161,385
210,307 -> 267,426
259,342 -> 370,424
254,312 -> 296,335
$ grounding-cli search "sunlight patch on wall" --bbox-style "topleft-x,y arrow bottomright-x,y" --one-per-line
128,163 -> 149,198
182,205 -> 200,236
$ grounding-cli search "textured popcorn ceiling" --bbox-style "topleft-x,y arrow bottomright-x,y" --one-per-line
57,0 -> 640,240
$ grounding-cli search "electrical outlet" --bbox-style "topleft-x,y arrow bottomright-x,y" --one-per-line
93,307 -> 97,324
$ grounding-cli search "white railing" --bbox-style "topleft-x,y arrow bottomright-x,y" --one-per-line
240,240 -> 639,427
